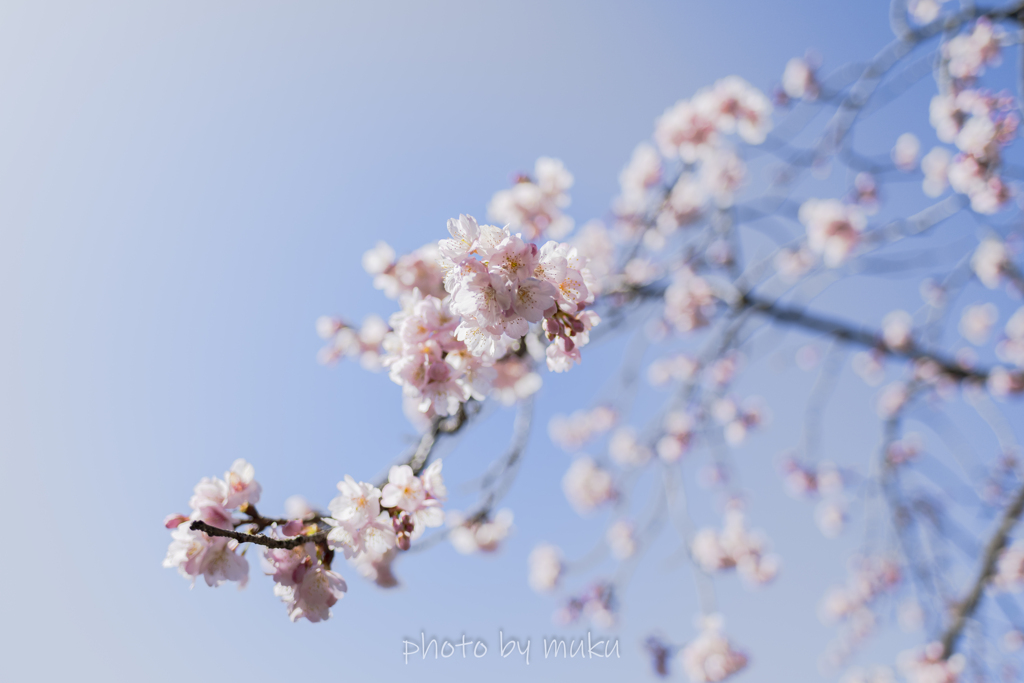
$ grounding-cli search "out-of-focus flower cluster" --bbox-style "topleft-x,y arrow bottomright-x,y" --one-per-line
897,642 -> 966,683
680,615 -> 749,683
691,506 -> 780,586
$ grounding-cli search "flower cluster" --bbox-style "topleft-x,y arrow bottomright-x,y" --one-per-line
819,556 -> 901,630
555,581 -> 616,628
993,541 -> 1024,591
264,540 -> 347,623
664,268 -> 717,333
316,314 -> 389,369
657,410 -> 697,463
562,456 -> 616,514
897,643 -> 966,683
944,18 -> 1003,81
656,76 -> 772,160
615,77 -> 771,240
488,157 -> 575,240
930,88 -> 1017,213
447,508 -> 514,554
327,461 -> 446,562
691,507 -> 780,586
971,237 -> 1012,289
548,405 -> 617,451
527,543 -> 563,592
362,240 -> 448,301
438,213 -> 600,373
798,199 -> 866,268
680,615 -> 749,683
162,459 -> 261,588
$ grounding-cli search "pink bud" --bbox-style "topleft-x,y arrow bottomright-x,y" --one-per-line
281,520 -> 304,537
164,513 -> 188,529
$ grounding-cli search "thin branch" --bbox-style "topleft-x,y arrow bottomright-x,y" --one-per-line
939,477 -> 1024,655
190,519 -> 328,550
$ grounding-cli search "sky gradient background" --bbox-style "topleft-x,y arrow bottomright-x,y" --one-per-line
0,1 -> 1015,681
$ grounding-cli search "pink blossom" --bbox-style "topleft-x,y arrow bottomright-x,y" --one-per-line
892,133 -> 920,171
273,562 -> 347,623
958,303 -> 997,345
224,459 -> 261,509
799,199 -> 866,267
528,543 -> 563,592
882,310 -> 913,350
681,615 -> 749,683
782,57 -> 818,100
447,509 -> 514,554
381,464 -> 426,511
921,147 -> 951,197
562,456 -> 615,514
606,520 -> 636,560
897,643 -> 965,683
609,426 -> 652,467
944,18 -> 1003,80
971,237 -> 1010,288
488,158 -> 574,240
164,526 -> 249,588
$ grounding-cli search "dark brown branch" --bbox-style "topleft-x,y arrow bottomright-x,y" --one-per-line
738,293 -> 988,382
939,477 -> 1024,656
190,519 -> 328,550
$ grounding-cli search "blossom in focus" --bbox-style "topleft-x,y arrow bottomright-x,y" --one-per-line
224,458 -> 262,509
265,542 -> 347,623
163,526 -> 249,588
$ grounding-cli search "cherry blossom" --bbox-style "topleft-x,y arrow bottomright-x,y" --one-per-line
562,456 -> 615,514
799,199 -> 866,267
528,543 -> 563,592
680,615 -> 749,683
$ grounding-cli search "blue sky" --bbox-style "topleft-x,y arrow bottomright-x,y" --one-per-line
1,1 -> 1019,681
